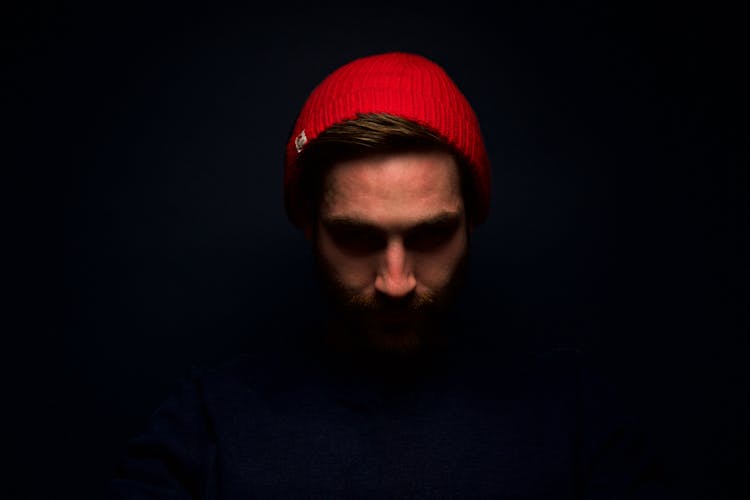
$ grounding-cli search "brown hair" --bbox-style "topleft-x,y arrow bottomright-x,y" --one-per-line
295,113 -> 478,234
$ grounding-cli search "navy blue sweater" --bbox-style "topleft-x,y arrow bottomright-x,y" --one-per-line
107,320 -> 668,499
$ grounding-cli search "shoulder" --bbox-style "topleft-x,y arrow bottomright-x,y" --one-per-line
107,347 -> 301,498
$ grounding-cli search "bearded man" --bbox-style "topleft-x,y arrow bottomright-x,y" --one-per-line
108,52 -> 669,499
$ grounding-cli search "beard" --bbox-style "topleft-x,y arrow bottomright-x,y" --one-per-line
312,247 -> 469,364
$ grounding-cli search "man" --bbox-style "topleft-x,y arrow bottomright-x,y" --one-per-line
108,52 -> 668,498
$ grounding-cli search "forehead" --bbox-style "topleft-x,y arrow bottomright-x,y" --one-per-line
321,151 -> 463,225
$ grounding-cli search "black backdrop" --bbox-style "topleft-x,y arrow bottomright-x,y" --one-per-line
8,1 -> 746,499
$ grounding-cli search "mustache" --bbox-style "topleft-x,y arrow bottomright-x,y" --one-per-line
345,291 -> 436,314
313,245 -> 469,318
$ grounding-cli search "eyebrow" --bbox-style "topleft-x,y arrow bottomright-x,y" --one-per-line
321,211 -> 463,234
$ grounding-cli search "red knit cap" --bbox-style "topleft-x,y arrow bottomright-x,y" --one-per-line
284,51 -> 491,229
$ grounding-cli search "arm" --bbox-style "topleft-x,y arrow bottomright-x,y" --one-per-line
106,369 -> 218,500
575,356 -> 675,499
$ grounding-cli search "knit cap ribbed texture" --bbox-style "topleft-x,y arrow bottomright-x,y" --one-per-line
284,52 -> 490,229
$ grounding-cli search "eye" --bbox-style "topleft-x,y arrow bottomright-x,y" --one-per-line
328,227 -> 386,254
404,222 -> 459,251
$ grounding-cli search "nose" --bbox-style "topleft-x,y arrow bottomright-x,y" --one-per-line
374,238 -> 417,298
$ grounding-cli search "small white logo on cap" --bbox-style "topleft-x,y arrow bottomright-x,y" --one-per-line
295,130 -> 307,153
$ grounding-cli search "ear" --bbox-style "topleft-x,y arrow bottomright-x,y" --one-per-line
302,216 -> 317,242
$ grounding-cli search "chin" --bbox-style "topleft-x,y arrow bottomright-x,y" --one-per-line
362,317 -> 432,357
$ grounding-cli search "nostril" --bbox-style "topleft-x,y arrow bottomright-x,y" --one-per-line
375,273 -> 417,298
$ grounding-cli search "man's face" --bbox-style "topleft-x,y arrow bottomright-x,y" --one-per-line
312,150 -> 469,358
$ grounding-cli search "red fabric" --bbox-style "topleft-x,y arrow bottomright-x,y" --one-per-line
284,52 -> 491,229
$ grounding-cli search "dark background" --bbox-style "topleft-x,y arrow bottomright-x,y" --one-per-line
7,1 -> 746,498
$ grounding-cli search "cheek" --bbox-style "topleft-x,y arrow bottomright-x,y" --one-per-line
317,238 -> 376,291
414,234 -> 467,291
